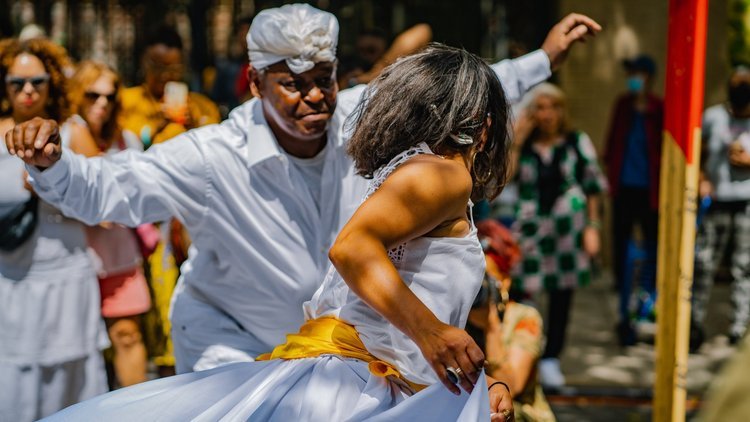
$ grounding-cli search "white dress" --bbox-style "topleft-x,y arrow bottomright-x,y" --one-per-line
0,124 -> 108,421
47,143 -> 491,421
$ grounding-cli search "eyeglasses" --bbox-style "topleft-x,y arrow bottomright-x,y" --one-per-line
84,91 -> 117,103
5,74 -> 50,91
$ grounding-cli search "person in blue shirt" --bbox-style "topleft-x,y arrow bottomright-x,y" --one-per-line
604,54 -> 664,346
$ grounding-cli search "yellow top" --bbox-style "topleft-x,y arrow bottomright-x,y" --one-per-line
258,316 -> 426,394
119,85 -> 220,148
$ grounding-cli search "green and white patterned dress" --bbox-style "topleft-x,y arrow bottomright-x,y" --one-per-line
512,131 -> 607,294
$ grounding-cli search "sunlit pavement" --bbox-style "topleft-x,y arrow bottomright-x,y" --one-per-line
538,273 -> 737,420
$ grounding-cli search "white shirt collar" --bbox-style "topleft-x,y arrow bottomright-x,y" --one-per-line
230,99 -> 286,168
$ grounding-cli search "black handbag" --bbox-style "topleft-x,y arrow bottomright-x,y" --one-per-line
0,195 -> 39,251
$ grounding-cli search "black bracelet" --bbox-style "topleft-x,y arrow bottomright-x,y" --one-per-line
488,381 -> 511,393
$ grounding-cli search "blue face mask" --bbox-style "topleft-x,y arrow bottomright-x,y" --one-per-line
627,76 -> 645,93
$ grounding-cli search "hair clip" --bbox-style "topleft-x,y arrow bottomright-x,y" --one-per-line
429,104 -> 441,119
449,132 -> 474,145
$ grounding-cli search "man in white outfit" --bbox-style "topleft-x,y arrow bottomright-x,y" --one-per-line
6,4 -> 600,374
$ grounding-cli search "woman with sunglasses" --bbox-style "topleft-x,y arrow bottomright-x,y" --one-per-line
0,39 -> 108,420
66,61 -> 152,389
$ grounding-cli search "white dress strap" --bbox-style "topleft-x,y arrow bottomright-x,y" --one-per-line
467,199 -> 475,228
362,142 -> 432,201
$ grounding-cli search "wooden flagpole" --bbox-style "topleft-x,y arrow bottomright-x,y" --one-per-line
654,0 -> 708,420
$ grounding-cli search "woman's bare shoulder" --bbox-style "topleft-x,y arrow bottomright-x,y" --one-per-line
382,153 -> 472,208
67,120 -> 100,157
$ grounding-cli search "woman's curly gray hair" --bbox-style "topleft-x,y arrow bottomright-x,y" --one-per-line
346,43 -> 511,200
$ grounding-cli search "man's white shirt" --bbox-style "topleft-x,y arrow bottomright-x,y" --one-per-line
27,50 -> 551,372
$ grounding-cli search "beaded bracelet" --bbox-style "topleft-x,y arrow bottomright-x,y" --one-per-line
488,381 -> 511,393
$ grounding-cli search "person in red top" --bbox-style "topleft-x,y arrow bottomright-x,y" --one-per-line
604,54 -> 664,346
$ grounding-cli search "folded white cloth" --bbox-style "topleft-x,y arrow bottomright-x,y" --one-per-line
246,3 -> 338,74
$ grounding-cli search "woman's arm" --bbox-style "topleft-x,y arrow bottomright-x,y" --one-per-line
586,193 -> 601,225
485,332 -> 536,397
329,156 -> 483,395
583,193 -> 601,256
484,311 -> 538,396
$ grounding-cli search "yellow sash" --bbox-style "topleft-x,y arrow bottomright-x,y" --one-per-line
257,317 -> 426,393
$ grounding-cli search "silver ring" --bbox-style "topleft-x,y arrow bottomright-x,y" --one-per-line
446,366 -> 462,384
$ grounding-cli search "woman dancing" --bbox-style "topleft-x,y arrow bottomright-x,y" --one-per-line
19,43 -> 514,421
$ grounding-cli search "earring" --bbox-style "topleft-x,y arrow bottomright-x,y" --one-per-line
0,98 -> 9,113
472,150 -> 492,185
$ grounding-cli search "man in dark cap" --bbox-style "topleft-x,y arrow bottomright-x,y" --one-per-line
604,54 -> 663,346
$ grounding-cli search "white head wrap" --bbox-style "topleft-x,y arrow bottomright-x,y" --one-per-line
246,4 -> 339,74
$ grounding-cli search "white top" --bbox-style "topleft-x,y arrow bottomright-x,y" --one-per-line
1,127 -> 107,364
26,51 -> 550,359
1,126 -> 89,270
702,104 -> 750,201
305,143 -> 485,385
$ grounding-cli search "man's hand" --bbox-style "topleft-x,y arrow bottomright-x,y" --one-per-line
4,117 -> 62,169
542,13 -> 602,71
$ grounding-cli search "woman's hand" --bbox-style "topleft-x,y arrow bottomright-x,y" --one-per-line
582,225 -> 600,257
488,378 -> 515,421
414,321 -> 486,395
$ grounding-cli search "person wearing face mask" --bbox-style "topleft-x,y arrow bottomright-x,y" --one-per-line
690,66 -> 750,351
603,54 -> 663,346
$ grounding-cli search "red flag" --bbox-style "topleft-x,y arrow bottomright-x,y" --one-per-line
664,0 -> 708,163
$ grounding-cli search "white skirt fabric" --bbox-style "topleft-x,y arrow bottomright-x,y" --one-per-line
47,356 -> 490,421
0,352 -> 108,421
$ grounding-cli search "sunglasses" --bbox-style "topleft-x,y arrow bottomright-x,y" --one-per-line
84,91 -> 117,103
5,74 -> 50,91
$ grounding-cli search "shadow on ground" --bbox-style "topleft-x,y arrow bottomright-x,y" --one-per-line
537,273 -> 739,420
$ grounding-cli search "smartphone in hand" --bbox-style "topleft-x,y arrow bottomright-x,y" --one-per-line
163,81 -> 189,125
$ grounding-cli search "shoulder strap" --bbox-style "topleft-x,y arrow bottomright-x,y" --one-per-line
363,143 -> 432,201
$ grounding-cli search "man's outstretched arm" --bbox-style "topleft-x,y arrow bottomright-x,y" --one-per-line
5,117 -> 210,228
492,13 -> 601,103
